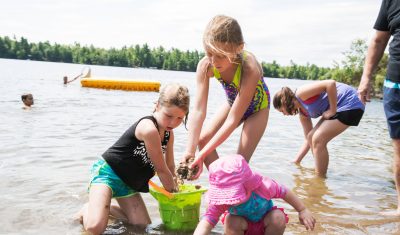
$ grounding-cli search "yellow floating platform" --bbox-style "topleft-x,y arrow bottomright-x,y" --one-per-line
81,77 -> 160,92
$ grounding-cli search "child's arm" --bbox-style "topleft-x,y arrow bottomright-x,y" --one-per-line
293,114 -> 313,164
283,190 -> 316,231
183,57 -> 212,175
194,204 -> 227,235
193,219 -> 213,235
165,131 -> 176,178
137,119 -> 177,192
297,80 -> 337,119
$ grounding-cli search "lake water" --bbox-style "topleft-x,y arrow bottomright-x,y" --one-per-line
0,58 -> 397,234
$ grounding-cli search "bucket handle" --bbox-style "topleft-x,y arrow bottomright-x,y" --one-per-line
149,180 -> 174,199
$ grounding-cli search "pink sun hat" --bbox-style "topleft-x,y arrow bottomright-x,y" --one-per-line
207,154 -> 263,205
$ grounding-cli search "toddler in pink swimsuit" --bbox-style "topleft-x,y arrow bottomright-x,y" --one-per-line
194,154 -> 316,235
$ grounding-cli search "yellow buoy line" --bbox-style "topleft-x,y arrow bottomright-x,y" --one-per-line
81,77 -> 161,92
79,67 -> 160,92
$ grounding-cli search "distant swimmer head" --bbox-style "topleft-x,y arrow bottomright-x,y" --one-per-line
21,93 -> 34,107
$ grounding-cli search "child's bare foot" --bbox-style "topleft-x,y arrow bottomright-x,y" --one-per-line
292,159 -> 301,165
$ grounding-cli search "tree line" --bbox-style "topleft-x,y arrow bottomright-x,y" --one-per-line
261,39 -> 387,94
0,36 -> 387,93
0,36 -> 202,71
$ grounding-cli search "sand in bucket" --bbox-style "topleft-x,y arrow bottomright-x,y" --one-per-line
149,184 -> 207,231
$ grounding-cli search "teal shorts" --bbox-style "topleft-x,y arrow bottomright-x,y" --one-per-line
89,159 -> 136,198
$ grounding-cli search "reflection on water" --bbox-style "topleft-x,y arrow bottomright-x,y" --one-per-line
0,59 -> 399,234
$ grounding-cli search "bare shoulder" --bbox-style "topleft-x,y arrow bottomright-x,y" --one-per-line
297,80 -> 334,100
296,85 -> 311,100
243,51 -> 263,77
296,85 -> 307,96
135,118 -> 158,141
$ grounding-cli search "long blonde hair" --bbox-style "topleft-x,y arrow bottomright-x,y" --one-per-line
203,15 -> 244,63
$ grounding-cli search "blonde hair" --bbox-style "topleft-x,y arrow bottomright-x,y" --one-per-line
203,15 -> 244,63
157,83 -> 190,126
273,87 -> 299,115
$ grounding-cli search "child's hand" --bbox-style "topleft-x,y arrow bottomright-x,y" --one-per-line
299,208 -> 316,230
322,109 -> 336,119
172,177 -> 179,192
189,157 -> 203,180
176,156 -> 199,181
181,152 -> 195,163
173,182 -> 179,193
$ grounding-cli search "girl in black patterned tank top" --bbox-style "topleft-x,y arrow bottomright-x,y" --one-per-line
77,83 -> 190,235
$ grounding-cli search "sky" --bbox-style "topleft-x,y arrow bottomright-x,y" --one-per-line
0,0 -> 382,67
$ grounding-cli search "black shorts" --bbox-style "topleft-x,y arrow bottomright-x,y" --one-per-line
329,109 -> 364,126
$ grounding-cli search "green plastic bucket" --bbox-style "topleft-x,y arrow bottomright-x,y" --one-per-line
149,184 -> 207,231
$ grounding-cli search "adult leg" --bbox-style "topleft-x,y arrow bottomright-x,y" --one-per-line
82,185 -> 113,235
237,108 -> 269,162
382,87 -> 400,215
393,139 -> 400,213
198,102 -> 230,168
116,193 -> 151,226
263,209 -> 286,235
310,119 -> 349,176
224,213 -> 248,235
381,140 -> 400,216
